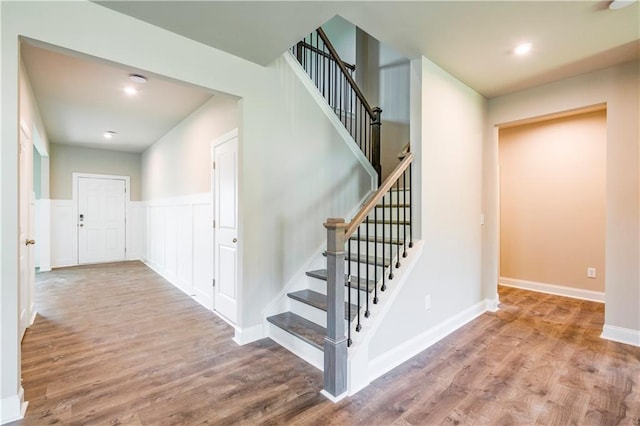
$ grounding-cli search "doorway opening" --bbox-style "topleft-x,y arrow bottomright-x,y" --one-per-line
497,106 -> 607,303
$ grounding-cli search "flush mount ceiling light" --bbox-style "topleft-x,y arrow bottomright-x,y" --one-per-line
103,131 -> 117,139
129,73 -> 147,84
609,0 -> 636,9
514,43 -> 532,56
123,86 -> 138,96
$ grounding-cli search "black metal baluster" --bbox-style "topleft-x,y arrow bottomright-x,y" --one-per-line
365,215 -> 370,318
409,163 -> 413,248
356,227 -> 361,331
395,178 -> 401,269
382,191 -> 387,291
347,239 -> 352,346
374,202 -> 379,304
388,187 -> 394,280
403,169 -> 408,258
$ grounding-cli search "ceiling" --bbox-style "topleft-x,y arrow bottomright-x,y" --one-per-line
22,1 -> 638,153
21,41 -> 214,153
96,0 -> 640,98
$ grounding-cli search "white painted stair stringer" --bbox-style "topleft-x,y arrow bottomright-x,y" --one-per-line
346,240 -> 425,395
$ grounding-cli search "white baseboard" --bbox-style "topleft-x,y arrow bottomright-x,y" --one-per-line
320,389 -> 348,403
485,293 -> 500,312
233,324 -> 265,346
1,386 -> 27,424
500,277 -> 604,303
368,298 -> 489,383
601,324 -> 640,347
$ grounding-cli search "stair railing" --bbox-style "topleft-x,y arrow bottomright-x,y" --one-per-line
292,27 -> 382,185
323,147 -> 413,398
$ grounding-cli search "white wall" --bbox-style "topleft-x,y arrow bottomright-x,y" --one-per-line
484,60 -> 640,341
144,194 -> 212,309
141,96 -> 238,310
370,57 -> 486,357
142,96 -> 238,200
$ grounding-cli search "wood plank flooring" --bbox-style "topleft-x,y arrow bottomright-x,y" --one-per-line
13,261 -> 640,425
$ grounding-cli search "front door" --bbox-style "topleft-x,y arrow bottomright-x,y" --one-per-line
214,134 -> 238,324
77,177 -> 126,264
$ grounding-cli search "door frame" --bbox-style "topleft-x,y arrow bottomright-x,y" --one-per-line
210,128 -> 241,326
72,172 -> 130,265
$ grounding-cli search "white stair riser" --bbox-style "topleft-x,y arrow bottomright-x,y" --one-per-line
267,323 -> 324,370
288,298 -> 352,332
357,222 -> 411,236
349,240 -> 407,256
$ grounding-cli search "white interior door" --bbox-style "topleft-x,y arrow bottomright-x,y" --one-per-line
214,135 -> 238,324
78,177 -> 126,264
19,124 -> 35,340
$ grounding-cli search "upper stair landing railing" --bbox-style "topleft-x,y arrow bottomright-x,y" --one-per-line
292,27 -> 382,185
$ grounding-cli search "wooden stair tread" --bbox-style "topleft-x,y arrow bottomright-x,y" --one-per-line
267,312 -> 325,350
349,235 -> 404,245
288,289 -> 358,321
306,269 -> 375,292
322,251 -> 390,267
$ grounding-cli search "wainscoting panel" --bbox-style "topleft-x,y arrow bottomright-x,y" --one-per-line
51,200 -> 76,268
127,202 -> 146,261
34,199 -> 52,271
144,193 -> 213,309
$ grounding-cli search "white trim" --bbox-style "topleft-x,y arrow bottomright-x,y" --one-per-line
348,241 -> 425,395
267,322 -> 324,370
601,324 -> 640,347
72,172 -> 130,265
284,52 -> 377,189
367,298 -> 489,387
485,293 -> 500,312
320,389 -> 348,403
499,277 -> 604,303
233,324 -> 265,345
0,386 -> 27,424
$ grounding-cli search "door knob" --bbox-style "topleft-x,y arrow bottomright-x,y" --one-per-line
233,238 -> 238,243
25,239 -> 36,246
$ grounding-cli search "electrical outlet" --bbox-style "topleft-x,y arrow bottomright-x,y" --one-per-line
587,268 -> 597,278
425,294 -> 431,310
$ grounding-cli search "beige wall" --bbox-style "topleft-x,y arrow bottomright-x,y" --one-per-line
485,60 -> 639,333
50,143 -> 142,200
499,110 -> 606,292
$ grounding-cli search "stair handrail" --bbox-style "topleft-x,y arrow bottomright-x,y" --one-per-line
346,151 -> 413,238
397,142 -> 410,159
293,27 -> 383,184
316,27 -> 374,117
296,40 -> 356,72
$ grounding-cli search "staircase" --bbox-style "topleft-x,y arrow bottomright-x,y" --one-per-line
266,27 -> 415,399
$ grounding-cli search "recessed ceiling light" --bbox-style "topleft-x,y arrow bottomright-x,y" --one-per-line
514,43 -> 532,56
129,74 -> 147,84
123,86 -> 138,96
103,131 -> 116,139
609,0 -> 636,9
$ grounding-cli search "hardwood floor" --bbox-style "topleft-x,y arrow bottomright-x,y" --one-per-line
14,261 -> 640,425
